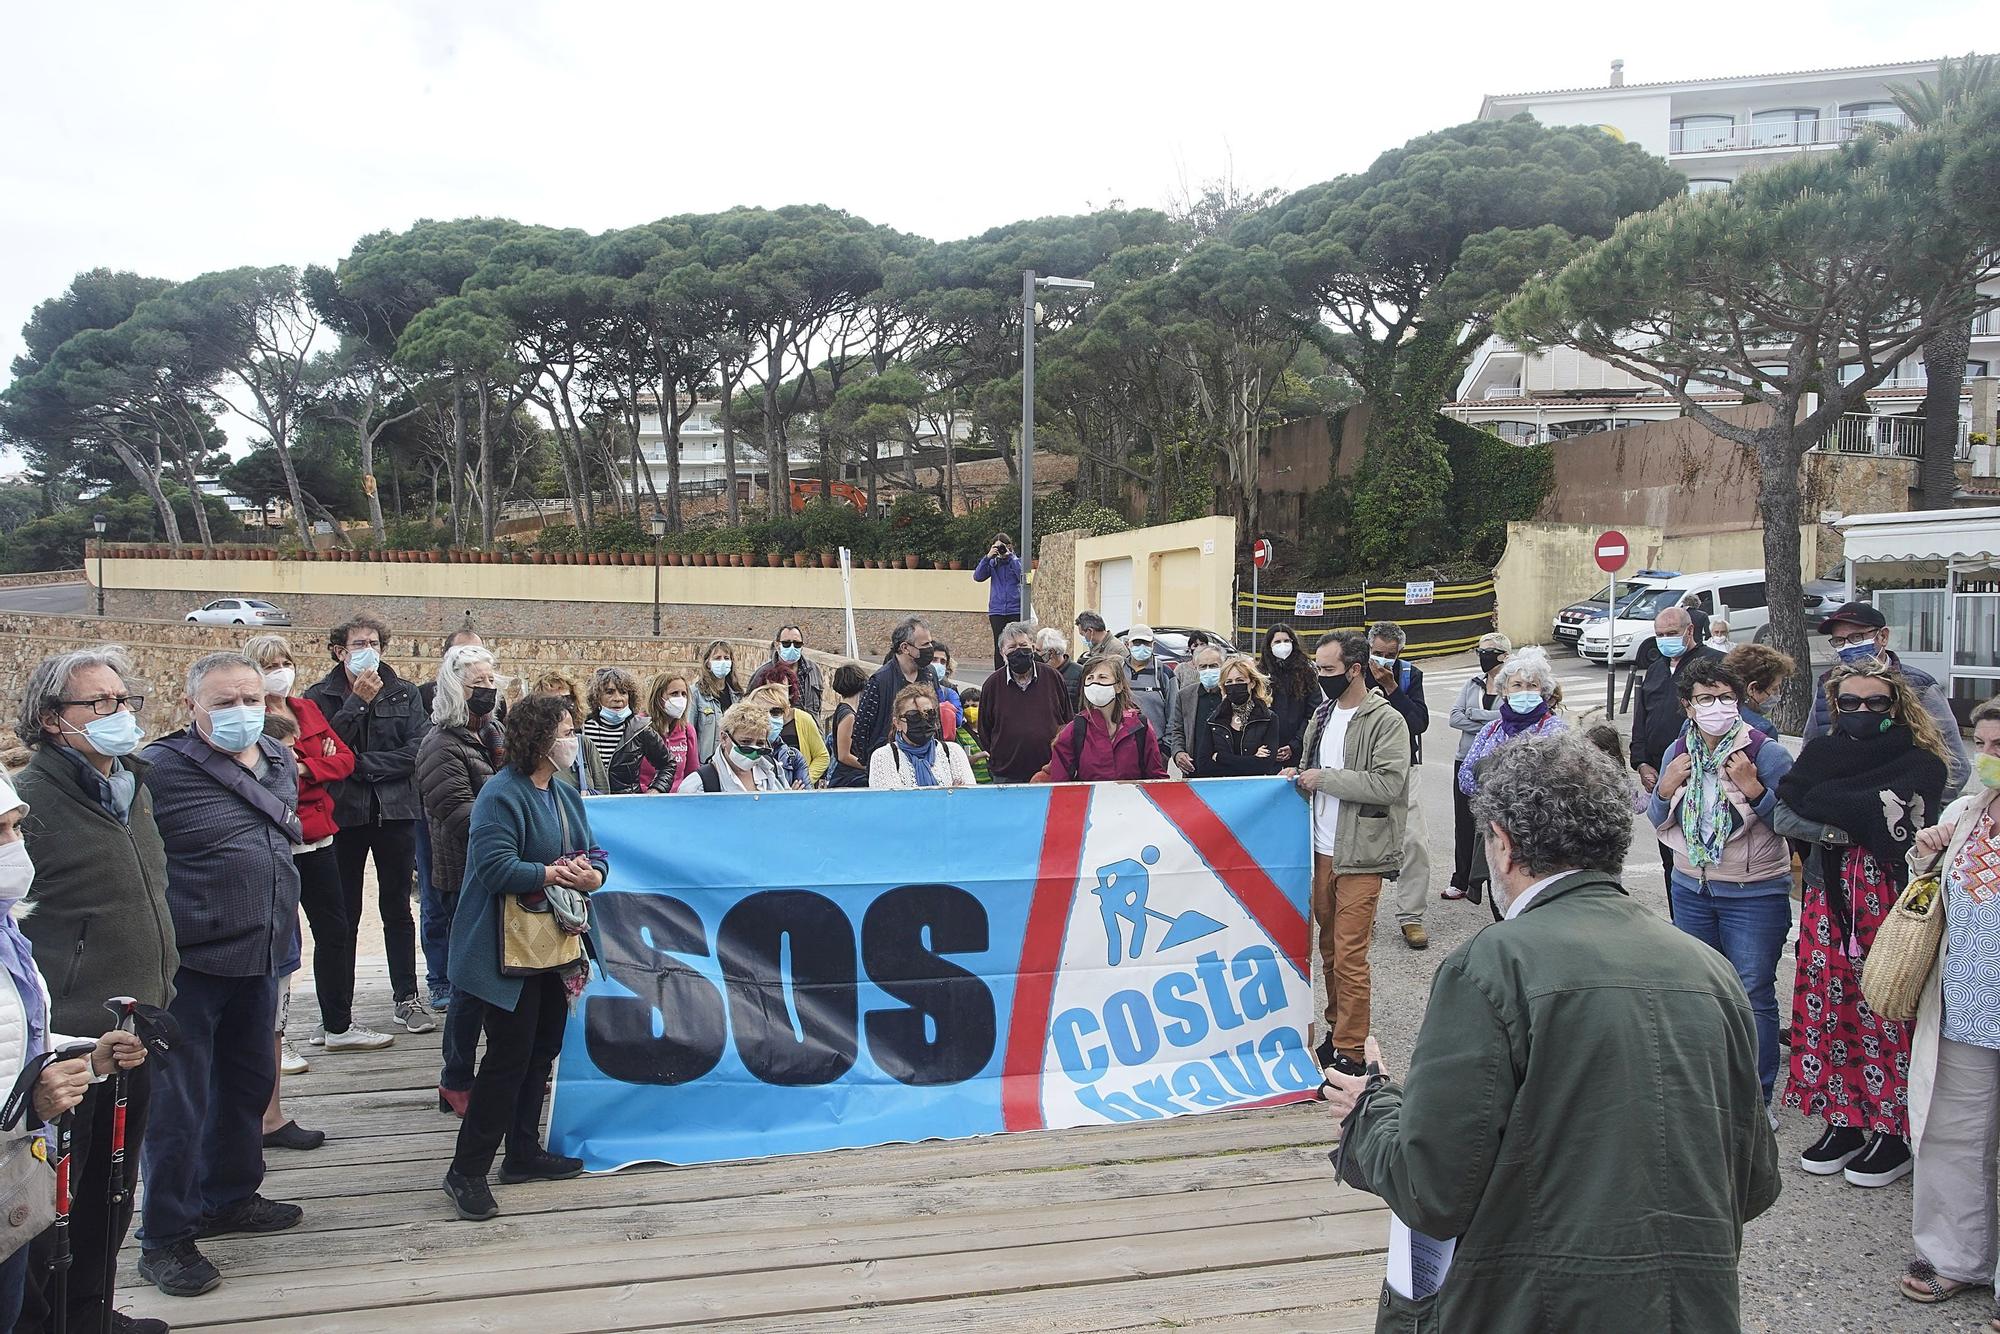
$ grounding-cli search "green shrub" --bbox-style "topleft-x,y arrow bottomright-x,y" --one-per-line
537,523 -> 581,553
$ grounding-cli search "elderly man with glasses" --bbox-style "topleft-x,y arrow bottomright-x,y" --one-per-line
1801,601 -> 1969,793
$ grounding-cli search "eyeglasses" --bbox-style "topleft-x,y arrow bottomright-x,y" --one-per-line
778,639 -> 804,648
1827,631 -> 1880,649
731,743 -> 771,759
59,694 -> 144,716
1834,694 -> 1894,715
1688,693 -> 1737,708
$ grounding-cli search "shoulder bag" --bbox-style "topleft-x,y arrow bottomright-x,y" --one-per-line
499,792 -> 593,977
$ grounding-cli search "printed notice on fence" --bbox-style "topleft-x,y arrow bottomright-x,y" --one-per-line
1293,592 -> 1324,617
1404,581 -> 1435,606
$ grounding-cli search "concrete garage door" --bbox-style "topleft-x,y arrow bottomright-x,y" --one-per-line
1097,556 -> 1134,632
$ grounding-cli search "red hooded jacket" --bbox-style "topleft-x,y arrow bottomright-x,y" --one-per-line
1033,706 -> 1167,783
287,695 -> 356,842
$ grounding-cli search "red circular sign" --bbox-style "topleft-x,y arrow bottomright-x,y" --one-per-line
1252,539 -> 1274,570
1594,530 -> 1629,574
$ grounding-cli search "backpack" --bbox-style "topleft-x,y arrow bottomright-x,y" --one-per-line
1062,712 -> 1156,782
695,762 -> 723,793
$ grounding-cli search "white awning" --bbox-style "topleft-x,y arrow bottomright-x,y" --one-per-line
1837,506 -> 2000,564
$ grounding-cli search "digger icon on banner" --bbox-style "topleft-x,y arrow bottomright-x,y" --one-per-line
1091,845 -> 1225,967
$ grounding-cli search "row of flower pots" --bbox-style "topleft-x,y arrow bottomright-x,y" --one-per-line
95,543 -> 966,570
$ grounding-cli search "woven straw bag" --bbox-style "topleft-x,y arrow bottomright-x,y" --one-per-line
1861,869 -> 1945,1022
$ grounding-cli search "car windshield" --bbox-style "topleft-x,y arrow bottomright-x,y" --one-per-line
1578,581 -> 1659,611
1624,587 -> 1691,619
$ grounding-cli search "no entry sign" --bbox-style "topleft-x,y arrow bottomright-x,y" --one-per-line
1594,531 -> 1629,574
1252,539 -> 1274,569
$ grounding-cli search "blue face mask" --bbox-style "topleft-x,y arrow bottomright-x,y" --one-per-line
1656,636 -> 1686,659
777,645 -> 802,665
1836,641 -> 1879,666
600,706 -> 631,724
346,646 -> 381,675
930,661 -> 947,681
766,717 -> 785,743
70,710 -> 143,758
1506,690 -> 1545,714
1130,644 -> 1153,663
1371,654 -> 1396,669
1198,667 -> 1222,690
203,703 -> 265,753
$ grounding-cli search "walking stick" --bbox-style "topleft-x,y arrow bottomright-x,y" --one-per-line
96,998 -> 178,1334
0,1039 -> 99,1334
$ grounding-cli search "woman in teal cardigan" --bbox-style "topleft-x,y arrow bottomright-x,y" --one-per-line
442,694 -> 607,1222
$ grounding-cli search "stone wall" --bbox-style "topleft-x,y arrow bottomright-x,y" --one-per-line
0,613 -> 855,743
0,570 -> 85,589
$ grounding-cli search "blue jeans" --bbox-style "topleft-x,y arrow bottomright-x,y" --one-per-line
1669,871 -> 1792,1103
416,820 -> 451,1005
138,968 -> 280,1249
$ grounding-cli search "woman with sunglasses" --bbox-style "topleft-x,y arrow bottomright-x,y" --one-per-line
869,684 -> 977,789
1775,660 -> 1951,1189
676,701 -> 791,793
745,683 -> 823,788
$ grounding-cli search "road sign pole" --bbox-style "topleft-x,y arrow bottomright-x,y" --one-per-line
1252,559 -> 1259,643
1606,573 -> 1616,716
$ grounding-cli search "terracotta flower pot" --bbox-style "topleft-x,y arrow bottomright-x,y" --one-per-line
948,559 -> 964,570
764,552 -> 780,567
902,554 -> 919,570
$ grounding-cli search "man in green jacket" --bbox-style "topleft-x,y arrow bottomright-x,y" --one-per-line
1284,631 -> 1410,1076
1326,730 -> 1780,1332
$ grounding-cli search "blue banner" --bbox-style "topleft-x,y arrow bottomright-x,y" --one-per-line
548,777 -> 1314,1170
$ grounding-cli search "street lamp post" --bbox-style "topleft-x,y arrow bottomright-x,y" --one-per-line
92,513 -> 107,617
1019,272 -> 1094,627
649,508 -> 668,636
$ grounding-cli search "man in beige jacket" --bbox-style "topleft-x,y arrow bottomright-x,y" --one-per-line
1284,630 -> 1410,1075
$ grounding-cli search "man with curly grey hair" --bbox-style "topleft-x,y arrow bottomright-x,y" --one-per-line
1324,730 -> 1780,1329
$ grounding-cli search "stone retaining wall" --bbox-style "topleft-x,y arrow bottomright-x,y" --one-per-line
0,570 -> 85,589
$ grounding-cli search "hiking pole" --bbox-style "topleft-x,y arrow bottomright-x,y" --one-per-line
44,1040 -> 97,1334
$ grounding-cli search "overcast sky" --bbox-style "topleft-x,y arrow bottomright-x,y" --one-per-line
1,0 -> 1986,390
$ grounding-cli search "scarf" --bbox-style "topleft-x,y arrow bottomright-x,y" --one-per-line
1457,714 -> 1566,795
1678,722 -> 1739,870
895,734 -> 941,788
1498,698 -> 1551,736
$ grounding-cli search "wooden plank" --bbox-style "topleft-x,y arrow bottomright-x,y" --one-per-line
116,1181 -> 1380,1324
138,1213 -> 1384,1333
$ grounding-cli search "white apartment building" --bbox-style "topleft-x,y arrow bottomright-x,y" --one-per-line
625,398 -> 970,502
1451,57 -> 1999,448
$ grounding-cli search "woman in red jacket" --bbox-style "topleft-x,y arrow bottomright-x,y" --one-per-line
1036,658 -> 1168,783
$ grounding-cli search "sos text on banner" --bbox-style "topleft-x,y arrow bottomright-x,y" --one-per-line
547,777 -> 1316,1170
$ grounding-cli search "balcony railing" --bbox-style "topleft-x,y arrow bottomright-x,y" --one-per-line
1813,412 -> 1973,462
1669,110 -> 1907,155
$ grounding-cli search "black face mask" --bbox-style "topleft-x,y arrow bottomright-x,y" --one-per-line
1006,648 -> 1037,676
467,686 -> 498,717
1477,650 -> 1505,673
902,712 -> 938,745
1224,682 -> 1251,706
914,645 -> 936,669
1836,711 -> 1892,740
1317,672 -> 1345,701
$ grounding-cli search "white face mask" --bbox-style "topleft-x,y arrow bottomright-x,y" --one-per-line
0,840 -> 34,907
1271,641 -> 1294,661
663,695 -> 689,719
1083,682 -> 1117,708
261,667 -> 296,697
550,736 -> 579,771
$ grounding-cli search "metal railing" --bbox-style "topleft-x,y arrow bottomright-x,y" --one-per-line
1669,110 -> 1906,154
1813,412 -> 1973,462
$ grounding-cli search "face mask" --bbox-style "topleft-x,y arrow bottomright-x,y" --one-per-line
728,743 -> 767,769
1836,641 -> 1880,666
930,661 -> 948,681
1693,700 -> 1740,736
1006,648 -> 1037,675
1130,644 -> 1153,663
262,667 -> 296,697
1976,752 -> 2000,790
551,736 -> 580,770
203,703 -> 265,753
0,841 -> 34,907
601,706 -> 632,724
1506,690 -> 1545,714
1656,636 -> 1685,659
468,686 -> 499,717
1223,682 -> 1250,705
902,712 -> 938,744
778,645 -> 803,664
767,716 -> 786,743
965,704 -> 980,727
914,645 -> 936,670
663,695 -> 689,719
1371,654 -> 1395,669
1198,667 -> 1222,691
1706,637 -> 1730,652
1477,649 -> 1505,673
1836,711 -> 1890,740
68,710 -> 143,758
1317,672 -> 1345,701
1272,641 -> 1294,661
709,658 -> 732,679
346,646 -> 380,674
1083,682 -> 1117,709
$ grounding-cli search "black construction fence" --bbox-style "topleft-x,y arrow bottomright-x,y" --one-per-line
1235,576 -> 1498,660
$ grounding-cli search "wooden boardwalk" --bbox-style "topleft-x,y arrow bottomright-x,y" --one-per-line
118,984 -> 1390,1332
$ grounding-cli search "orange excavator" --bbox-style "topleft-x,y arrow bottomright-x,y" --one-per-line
789,479 -> 867,513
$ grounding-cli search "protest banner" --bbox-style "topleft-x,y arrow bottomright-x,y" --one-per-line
548,777 -> 1314,1169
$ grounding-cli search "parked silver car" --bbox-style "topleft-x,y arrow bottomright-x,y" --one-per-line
186,597 -> 290,626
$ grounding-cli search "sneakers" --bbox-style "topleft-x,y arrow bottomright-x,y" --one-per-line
1440,885 -> 1468,901
394,997 -> 439,1034
1845,1132 -> 1913,1188
1312,1035 -> 1365,1078
1800,1125 -> 1867,1175
106,1307 -> 170,1333
430,988 -> 453,1011
498,1150 -> 585,1184
308,1024 -> 326,1047
443,1170 -> 499,1221
279,1035 -> 308,1075
194,1193 -> 304,1239
1400,922 -> 1429,951
325,1024 -> 396,1052
137,1241 -> 221,1297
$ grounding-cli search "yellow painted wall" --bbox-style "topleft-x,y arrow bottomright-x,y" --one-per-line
97,557 -> 987,614
1493,522 -> 1821,647
1071,517 -> 1237,645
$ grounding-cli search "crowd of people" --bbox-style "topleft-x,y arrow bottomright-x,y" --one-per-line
0,582 -> 1992,1328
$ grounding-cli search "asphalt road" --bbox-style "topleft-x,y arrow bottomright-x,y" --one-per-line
0,581 -> 91,614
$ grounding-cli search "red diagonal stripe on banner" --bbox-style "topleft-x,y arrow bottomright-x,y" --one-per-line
1142,782 -> 1310,979
1002,783 -> 1093,1133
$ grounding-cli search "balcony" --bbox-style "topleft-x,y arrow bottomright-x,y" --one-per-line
1669,110 -> 1906,155
1812,412 -> 1971,462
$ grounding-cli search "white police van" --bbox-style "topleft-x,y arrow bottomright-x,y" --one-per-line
1551,571 -> 1677,649
1576,569 -> 1770,665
